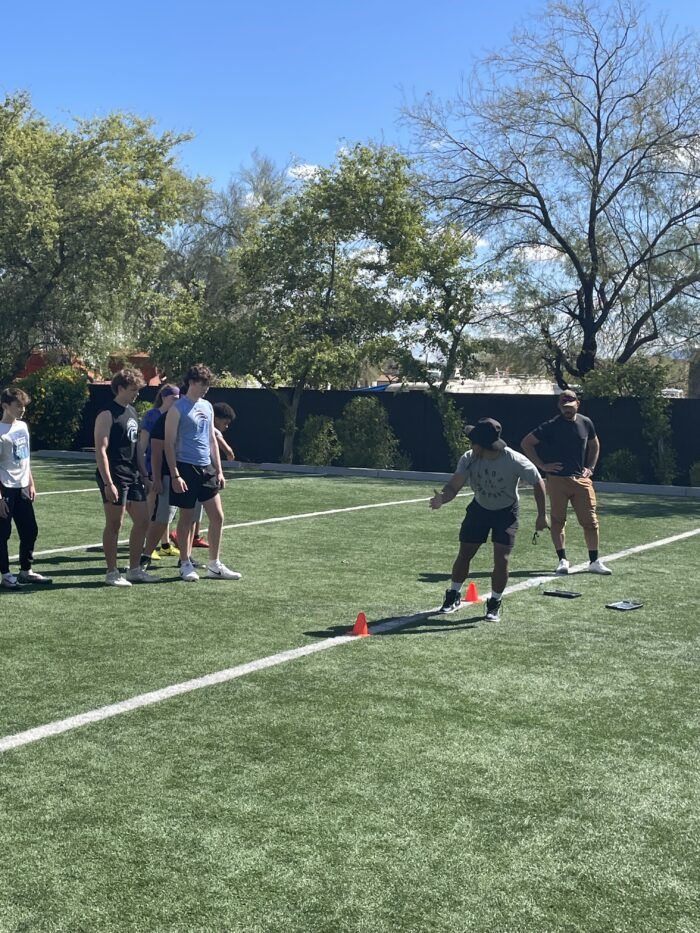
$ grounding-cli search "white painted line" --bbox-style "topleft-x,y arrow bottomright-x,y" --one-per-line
0,638 -> 355,753
36,488 -> 98,496
1,523 -> 697,755
13,494 -> 464,561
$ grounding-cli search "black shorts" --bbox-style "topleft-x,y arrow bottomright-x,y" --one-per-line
459,500 -> 519,548
96,470 -> 146,506
169,462 -> 220,510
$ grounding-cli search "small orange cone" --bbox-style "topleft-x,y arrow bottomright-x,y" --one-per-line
464,582 -> 481,603
350,611 -> 370,637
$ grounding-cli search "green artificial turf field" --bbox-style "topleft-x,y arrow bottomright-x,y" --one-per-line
0,458 -> 698,932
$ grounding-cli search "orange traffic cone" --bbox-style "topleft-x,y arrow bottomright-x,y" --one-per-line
349,612 -> 370,637
464,582 -> 481,603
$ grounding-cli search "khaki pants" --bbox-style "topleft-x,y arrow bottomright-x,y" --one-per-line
546,475 -> 599,530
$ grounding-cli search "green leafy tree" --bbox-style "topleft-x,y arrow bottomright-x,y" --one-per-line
0,92 -> 202,382
17,365 -> 89,450
336,397 -> 402,469
583,358 -> 677,483
224,145 -> 425,462
408,0 -> 700,384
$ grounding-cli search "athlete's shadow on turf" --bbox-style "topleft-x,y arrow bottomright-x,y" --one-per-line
418,569 -> 552,583
305,611 -> 480,639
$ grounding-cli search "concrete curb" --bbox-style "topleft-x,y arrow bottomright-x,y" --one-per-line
35,451 -> 700,497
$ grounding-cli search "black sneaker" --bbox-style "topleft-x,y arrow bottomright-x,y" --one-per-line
484,596 -> 502,622
439,589 -> 462,613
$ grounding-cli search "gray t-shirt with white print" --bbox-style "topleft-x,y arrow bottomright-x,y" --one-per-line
455,446 -> 541,510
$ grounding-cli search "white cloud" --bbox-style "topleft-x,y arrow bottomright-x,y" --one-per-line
288,163 -> 321,181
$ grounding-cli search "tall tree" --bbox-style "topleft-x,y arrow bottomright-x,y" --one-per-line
220,145 -> 424,462
407,0 -> 700,385
394,224 -> 489,393
0,93 -> 201,382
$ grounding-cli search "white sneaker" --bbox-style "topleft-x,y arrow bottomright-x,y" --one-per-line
2,572 -> 18,589
125,567 -> 157,584
105,570 -> 131,587
17,570 -> 53,584
206,560 -> 242,580
555,558 -> 570,575
589,559 -> 612,575
180,560 -> 200,582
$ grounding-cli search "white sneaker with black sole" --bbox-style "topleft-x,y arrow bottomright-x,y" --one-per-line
555,558 -> 570,575
180,560 -> 200,583
206,560 -> 242,580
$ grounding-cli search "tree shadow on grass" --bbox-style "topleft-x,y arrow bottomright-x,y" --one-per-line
600,498 -> 700,519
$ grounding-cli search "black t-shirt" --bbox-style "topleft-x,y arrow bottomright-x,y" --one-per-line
101,400 -> 139,483
149,412 -> 170,477
532,414 -> 597,476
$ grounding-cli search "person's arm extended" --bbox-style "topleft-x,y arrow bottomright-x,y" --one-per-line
210,417 -> 224,488
135,426 -> 150,489
521,432 -> 562,474
165,407 -> 185,492
583,435 -> 600,478
216,431 -> 235,461
429,473 -> 466,509
94,411 -> 118,504
533,479 -> 549,531
138,427 -> 151,467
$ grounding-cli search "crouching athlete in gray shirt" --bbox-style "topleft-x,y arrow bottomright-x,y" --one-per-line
430,418 -> 548,621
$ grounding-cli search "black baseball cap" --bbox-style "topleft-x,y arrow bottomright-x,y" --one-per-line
465,418 -> 507,451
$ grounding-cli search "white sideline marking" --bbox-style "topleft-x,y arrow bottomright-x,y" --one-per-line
11,494 -> 460,561
36,488 -> 98,496
1,524 -> 698,755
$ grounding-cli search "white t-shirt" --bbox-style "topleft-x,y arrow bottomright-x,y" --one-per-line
0,419 -> 31,488
455,446 -> 541,510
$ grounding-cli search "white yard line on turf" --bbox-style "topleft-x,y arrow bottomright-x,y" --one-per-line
36,488 -> 98,496
1,524 -> 698,755
10,494 -> 469,561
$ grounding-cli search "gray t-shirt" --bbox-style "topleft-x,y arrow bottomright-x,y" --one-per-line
455,446 -> 541,510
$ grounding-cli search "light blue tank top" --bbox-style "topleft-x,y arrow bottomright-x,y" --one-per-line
175,397 -> 213,466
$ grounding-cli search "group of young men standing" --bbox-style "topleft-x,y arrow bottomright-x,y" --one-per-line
431,391 -> 611,621
2,372 -> 610,612
94,364 -> 241,587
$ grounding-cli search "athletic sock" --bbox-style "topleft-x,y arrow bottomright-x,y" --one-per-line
450,581 -> 462,592
491,590 -> 503,601
589,550 -> 598,562
556,549 -> 567,560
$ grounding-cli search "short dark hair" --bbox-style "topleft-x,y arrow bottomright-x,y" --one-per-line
1,386 -> 31,407
111,368 -> 145,394
213,402 -> 236,422
183,364 -> 213,388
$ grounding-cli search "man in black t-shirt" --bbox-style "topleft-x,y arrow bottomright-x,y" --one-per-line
522,391 -> 612,576
94,368 -> 156,587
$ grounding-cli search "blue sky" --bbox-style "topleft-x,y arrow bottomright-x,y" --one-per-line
4,0 -> 700,190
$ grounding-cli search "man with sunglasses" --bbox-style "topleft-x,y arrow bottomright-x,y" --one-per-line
521,391 -> 611,576
430,418 -> 548,622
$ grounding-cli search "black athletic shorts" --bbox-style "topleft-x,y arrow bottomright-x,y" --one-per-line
459,500 -> 519,548
169,461 -> 220,510
95,470 -> 146,506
